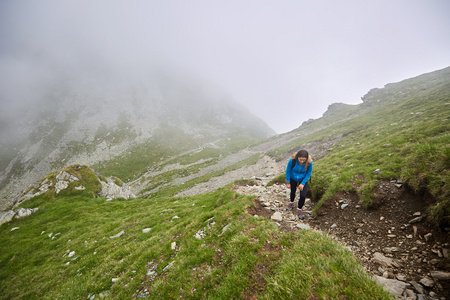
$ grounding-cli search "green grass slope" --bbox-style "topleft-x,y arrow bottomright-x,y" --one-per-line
0,183 -> 392,299
1,67 -> 448,299
269,67 -> 450,228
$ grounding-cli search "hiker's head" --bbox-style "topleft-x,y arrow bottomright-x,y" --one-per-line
294,150 -> 311,166
296,150 -> 309,160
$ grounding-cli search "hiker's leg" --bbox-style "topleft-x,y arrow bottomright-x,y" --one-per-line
298,182 -> 308,209
290,180 -> 298,202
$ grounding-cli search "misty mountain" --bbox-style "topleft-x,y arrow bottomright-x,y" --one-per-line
0,68 -> 275,209
1,66 -> 449,300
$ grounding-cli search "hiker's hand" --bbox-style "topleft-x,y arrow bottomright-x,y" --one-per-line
298,184 -> 304,191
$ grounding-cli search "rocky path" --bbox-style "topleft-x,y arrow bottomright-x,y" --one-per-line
232,178 -> 449,300
176,155 -> 284,197
132,125 -> 334,197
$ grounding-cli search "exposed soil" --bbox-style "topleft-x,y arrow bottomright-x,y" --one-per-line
238,180 -> 450,299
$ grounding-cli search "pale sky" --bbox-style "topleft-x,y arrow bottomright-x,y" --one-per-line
1,0 -> 449,133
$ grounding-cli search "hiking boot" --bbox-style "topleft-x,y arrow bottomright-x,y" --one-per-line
297,208 -> 305,220
286,202 -> 294,211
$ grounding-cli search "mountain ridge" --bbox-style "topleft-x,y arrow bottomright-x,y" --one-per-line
0,68 -> 275,210
1,66 -> 449,299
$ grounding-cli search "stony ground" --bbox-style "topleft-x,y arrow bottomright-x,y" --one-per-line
234,179 -> 449,299
176,155 -> 449,299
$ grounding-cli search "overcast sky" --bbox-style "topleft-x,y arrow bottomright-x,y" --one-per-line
1,1 -> 449,133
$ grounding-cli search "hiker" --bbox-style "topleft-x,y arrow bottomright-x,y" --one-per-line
285,150 -> 313,219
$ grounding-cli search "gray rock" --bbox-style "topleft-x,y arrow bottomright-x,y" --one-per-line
373,169 -> 381,175
341,203 -> 349,209
56,171 -> 79,182
110,230 -> 125,239
383,247 -> 400,254
0,210 -> 16,225
410,281 -> 424,294
162,261 -> 174,272
142,228 -> 151,233
430,270 -> 450,280
100,178 -> 135,200
296,223 -> 310,230
221,223 -> 232,235
194,230 -> 205,239
373,275 -> 409,298
372,252 -> 401,268
55,180 -> 69,193
404,289 -> 416,299
396,274 -> 407,281
409,216 -> 424,224
15,207 -> 38,218
419,276 -> 434,287
1,207 -> 39,226
271,211 -> 283,222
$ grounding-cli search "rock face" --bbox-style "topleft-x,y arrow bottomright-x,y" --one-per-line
0,165 -> 135,226
100,178 -> 135,200
0,208 -> 40,226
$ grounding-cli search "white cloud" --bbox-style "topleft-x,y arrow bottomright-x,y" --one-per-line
1,0 -> 449,133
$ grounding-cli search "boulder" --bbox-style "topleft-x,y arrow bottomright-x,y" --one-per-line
110,230 -> 125,239
271,211 -> 283,222
296,223 -> 310,230
372,252 -> 401,268
419,276 -> 434,287
373,275 -> 409,298
0,208 -> 39,226
55,180 -> 69,193
430,270 -> 450,280
15,207 -> 38,218
0,210 -> 16,225
100,178 -> 135,200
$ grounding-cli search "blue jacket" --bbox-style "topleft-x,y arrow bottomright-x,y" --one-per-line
285,158 -> 313,185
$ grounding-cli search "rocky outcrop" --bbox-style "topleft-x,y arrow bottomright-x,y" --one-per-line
0,165 -> 135,226
0,207 -> 39,226
100,178 -> 135,200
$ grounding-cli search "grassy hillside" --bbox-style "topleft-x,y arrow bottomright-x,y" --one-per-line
1,184 -> 391,299
269,67 -> 450,227
1,67 -> 448,299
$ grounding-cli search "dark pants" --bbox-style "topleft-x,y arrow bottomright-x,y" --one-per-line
290,180 -> 308,209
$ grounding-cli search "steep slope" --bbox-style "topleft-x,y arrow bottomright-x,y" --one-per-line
1,67 -> 448,299
154,66 -> 449,227
0,68 -> 274,210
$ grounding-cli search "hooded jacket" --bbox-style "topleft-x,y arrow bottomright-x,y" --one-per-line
285,158 -> 313,185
